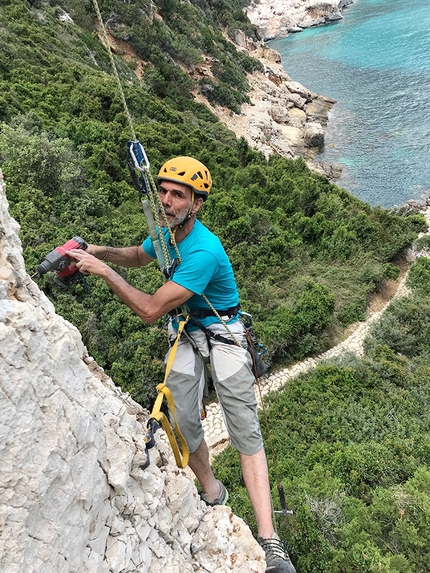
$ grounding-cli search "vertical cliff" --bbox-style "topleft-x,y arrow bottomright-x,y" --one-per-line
0,170 -> 265,572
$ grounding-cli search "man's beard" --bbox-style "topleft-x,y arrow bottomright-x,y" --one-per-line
159,205 -> 191,228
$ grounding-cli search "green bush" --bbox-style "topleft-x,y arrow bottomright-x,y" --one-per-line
414,234 -> 430,252
212,288 -> 430,571
364,294 -> 430,358
406,257 -> 430,295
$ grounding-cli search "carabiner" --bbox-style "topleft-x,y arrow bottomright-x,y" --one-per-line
127,140 -> 150,194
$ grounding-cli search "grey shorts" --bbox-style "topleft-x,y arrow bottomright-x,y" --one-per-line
165,319 -> 263,455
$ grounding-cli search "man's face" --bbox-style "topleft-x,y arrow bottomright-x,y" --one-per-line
158,180 -> 202,228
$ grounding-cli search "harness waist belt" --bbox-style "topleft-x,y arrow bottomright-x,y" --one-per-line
188,304 -> 240,319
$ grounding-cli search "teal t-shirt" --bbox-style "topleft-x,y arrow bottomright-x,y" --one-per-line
142,220 -> 239,328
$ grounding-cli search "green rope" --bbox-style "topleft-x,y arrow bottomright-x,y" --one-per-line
91,0 -> 136,141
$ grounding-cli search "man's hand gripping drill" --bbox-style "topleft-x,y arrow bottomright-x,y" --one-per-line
32,236 -> 89,286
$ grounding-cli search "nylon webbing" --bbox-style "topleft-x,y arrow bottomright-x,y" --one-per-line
146,319 -> 189,468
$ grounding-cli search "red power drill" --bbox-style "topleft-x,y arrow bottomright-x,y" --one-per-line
34,236 -> 88,286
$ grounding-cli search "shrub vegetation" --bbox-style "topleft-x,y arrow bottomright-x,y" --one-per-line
2,2 -> 430,570
213,271 -> 430,572
0,0 -> 426,406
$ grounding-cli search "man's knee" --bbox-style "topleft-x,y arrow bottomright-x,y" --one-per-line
170,407 -> 204,453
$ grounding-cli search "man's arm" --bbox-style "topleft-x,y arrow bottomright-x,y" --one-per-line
86,244 -> 154,268
67,249 -> 192,323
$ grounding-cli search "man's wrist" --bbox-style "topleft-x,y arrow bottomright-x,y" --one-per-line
100,246 -> 111,261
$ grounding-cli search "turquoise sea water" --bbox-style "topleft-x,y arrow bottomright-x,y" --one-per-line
269,0 -> 430,208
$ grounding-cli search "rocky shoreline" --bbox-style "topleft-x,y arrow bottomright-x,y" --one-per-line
199,2 -> 358,181
204,37 -> 340,180
245,0 -> 355,41
105,1 -> 354,181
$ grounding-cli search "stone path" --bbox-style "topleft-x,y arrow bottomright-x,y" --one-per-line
203,204 -> 430,457
203,275 -> 409,454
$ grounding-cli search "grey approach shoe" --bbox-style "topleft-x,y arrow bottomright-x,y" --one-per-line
257,533 -> 297,573
200,479 -> 229,506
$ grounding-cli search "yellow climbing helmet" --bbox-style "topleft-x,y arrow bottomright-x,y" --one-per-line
158,156 -> 212,201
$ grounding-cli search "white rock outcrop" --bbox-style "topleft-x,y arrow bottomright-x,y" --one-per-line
206,43 -> 336,164
245,0 -> 354,40
0,169 -> 265,572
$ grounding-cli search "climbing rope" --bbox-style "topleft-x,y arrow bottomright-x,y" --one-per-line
92,0 -> 136,142
92,0 -> 243,347
91,0 -> 182,271
91,0 -> 191,469
253,368 -> 294,522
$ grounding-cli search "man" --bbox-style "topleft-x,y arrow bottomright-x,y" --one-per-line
68,156 -> 296,573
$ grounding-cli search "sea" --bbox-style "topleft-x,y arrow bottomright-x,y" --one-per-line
268,0 -> 430,208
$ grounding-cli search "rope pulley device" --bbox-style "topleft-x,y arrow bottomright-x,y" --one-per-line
127,140 -> 150,195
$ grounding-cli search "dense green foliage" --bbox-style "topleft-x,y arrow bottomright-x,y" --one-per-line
213,269 -> 430,572
0,0 -> 426,408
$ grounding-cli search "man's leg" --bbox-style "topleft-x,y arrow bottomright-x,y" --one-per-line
188,438 -> 223,503
239,447 -> 274,539
241,448 -> 297,573
208,322 -> 297,572
164,325 -> 227,503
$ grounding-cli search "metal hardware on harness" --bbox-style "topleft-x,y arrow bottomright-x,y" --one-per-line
240,311 -> 267,355
163,257 -> 179,280
141,418 -> 160,470
187,315 -> 239,347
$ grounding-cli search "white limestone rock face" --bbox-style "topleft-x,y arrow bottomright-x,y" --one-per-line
245,0 -> 354,40
191,506 -> 265,572
0,170 -> 265,572
232,45 -> 335,159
